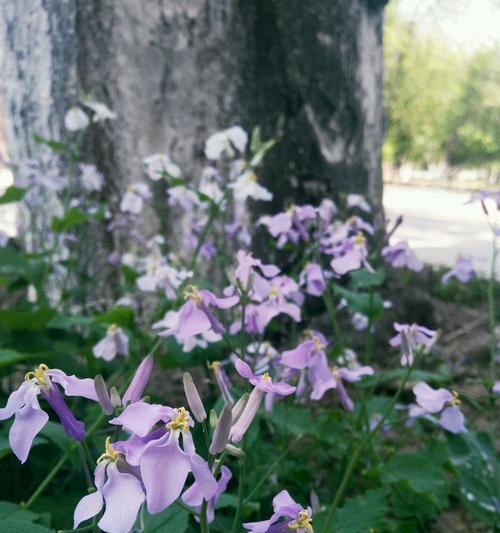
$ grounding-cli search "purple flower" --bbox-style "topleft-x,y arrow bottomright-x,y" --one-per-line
346,193 -> 371,212
120,183 -> 151,214
259,205 -> 316,248
182,465 -> 232,523
73,438 -> 145,533
243,489 -> 313,532
121,354 -> 153,406
208,361 -> 234,405
0,364 -> 97,462
493,381 -> 500,394
330,233 -> 371,275
281,331 -> 328,370
234,250 -> 280,288
382,241 -> 423,272
299,263 -> 326,296
389,323 -> 437,365
110,404 -> 217,513
442,256 -> 475,284
93,324 -> 129,361
158,285 -> 238,341
411,382 -> 466,433
307,353 -> 373,410
230,359 -> 295,442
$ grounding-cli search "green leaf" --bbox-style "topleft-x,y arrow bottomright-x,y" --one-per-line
33,133 -> 66,154
333,285 -> 384,319
349,268 -> 385,289
142,505 -> 190,532
47,314 -> 93,330
39,421 -> 73,452
381,453 -> 450,509
314,488 -> 388,533
0,501 -> 53,532
0,308 -> 56,331
95,306 -> 134,328
51,207 -> 88,233
447,431 -> 499,525
0,186 -> 26,205
0,349 -> 36,368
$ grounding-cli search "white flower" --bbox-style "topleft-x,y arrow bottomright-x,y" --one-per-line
0,230 -> 9,247
93,324 -> 129,361
167,186 -> 200,210
79,163 -> 104,192
205,126 -> 248,160
143,154 -> 181,181
199,170 -> 224,203
120,183 -> 151,214
64,106 -> 89,132
229,170 -> 272,202
84,101 -> 117,122
346,193 -> 371,212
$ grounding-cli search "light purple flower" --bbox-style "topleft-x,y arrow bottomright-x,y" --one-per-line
299,263 -> 326,296
243,490 -> 313,532
79,163 -> 104,192
442,256 -> 475,284
208,361 -> 234,405
120,183 -> 151,214
182,465 -> 232,523
382,241 -> 423,272
121,354 -> 154,406
411,382 -> 466,433
111,404 -> 217,514
73,438 -> 144,533
346,193 -> 371,212
93,324 -> 129,361
230,170 -> 273,202
143,153 -> 181,180
281,331 -> 328,370
230,359 -> 295,442
157,285 -> 238,341
307,353 -> 373,410
234,250 -> 280,288
205,126 -> 248,160
389,322 -> 437,365
258,205 -> 316,248
493,381 -> 500,394
330,233 -> 371,275
0,364 -> 97,462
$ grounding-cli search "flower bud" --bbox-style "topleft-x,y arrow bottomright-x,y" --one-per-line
210,409 -> 218,428
230,388 -> 264,443
122,354 -> 153,406
110,386 -> 121,408
209,404 -> 232,455
225,443 -> 245,458
183,373 -> 206,422
231,393 -> 249,424
94,375 -> 114,415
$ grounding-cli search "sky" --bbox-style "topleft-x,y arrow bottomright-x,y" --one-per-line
397,0 -> 500,49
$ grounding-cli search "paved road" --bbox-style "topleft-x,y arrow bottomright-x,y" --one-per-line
384,184 -> 499,276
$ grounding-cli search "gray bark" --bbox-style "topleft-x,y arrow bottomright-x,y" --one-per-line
0,0 -> 386,246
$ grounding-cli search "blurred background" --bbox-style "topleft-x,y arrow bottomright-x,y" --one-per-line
0,0 -> 499,273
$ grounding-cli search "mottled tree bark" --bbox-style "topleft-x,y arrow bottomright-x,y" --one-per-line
0,0 -> 386,241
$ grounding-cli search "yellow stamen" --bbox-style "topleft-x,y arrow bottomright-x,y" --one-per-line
262,372 -> 272,382
207,361 -> 221,370
25,364 -> 50,388
330,366 -> 340,378
166,407 -> 190,432
354,231 -> 365,245
183,284 -> 202,304
107,323 -> 119,335
97,437 -> 123,464
288,509 -> 313,532
248,171 -> 258,182
311,335 -> 325,352
449,390 -> 461,406
127,184 -> 135,193
269,287 -> 279,297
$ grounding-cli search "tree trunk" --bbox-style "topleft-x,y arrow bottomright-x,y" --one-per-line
0,0 -> 386,254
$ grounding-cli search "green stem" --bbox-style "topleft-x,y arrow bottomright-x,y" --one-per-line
488,240 -> 498,385
323,283 -> 343,344
243,435 -> 302,505
231,459 -> 245,533
321,364 -> 413,533
189,204 -> 218,273
78,443 -> 93,489
200,500 -> 210,533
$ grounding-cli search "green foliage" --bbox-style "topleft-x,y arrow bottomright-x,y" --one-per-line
0,501 -> 52,532
0,186 -> 26,205
142,505 -> 190,532
384,2 -> 500,169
